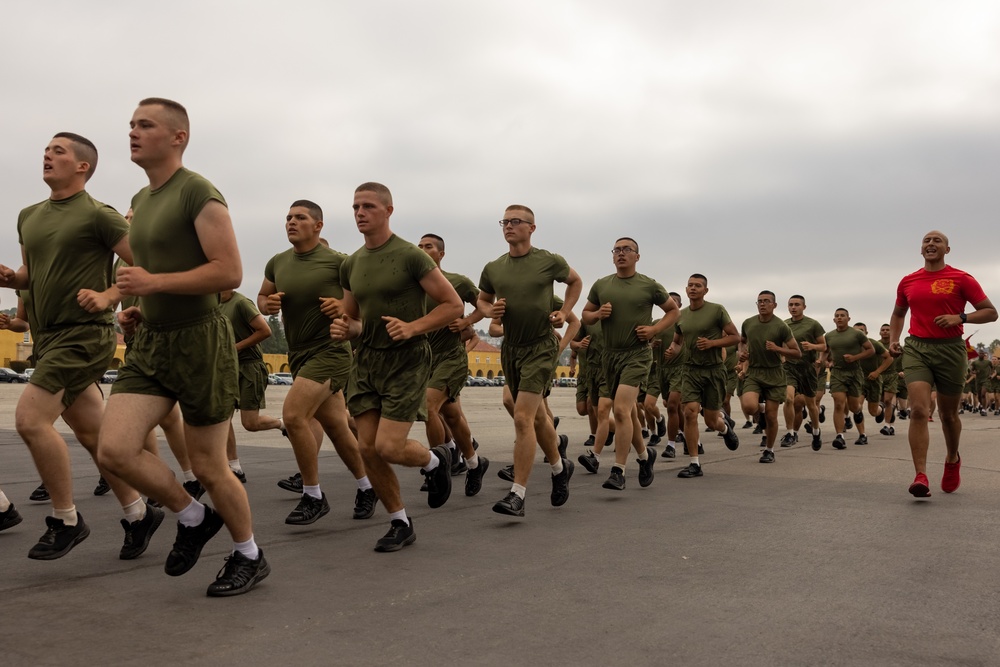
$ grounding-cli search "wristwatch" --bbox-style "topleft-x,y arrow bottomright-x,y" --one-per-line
960,313 -> 967,323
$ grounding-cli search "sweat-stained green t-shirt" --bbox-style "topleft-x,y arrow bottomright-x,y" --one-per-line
785,316 -> 826,367
219,291 -> 265,363
858,337 -> 888,375
586,272 -> 668,351
675,302 -> 732,367
479,247 -> 570,347
128,168 -> 226,325
426,270 -> 478,355
17,190 -> 128,332
265,244 -> 349,352
341,234 -> 437,350
824,327 -> 869,370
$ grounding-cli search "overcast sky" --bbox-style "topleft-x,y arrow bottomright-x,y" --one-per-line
3,1 -> 999,346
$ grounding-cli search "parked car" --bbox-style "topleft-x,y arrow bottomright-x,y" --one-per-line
24,368 -> 35,380
273,372 -> 293,385
469,376 -> 490,387
0,368 -> 28,383
101,370 -> 118,383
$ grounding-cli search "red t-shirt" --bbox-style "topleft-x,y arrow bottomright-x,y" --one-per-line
896,265 -> 987,338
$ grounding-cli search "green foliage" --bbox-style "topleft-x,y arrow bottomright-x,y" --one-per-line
260,315 -> 288,354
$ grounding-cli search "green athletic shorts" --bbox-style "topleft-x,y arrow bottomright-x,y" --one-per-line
575,366 -> 590,403
881,372 -> 899,395
428,344 -> 468,400
237,359 -> 268,411
680,364 -> 728,411
725,368 -> 738,396
502,335 -> 558,400
600,346 -> 652,399
784,363 -> 819,397
896,381 -> 908,400
347,342 -> 430,422
289,339 -> 352,394
645,364 -> 661,399
902,336 -> 967,397
829,367 -> 863,397
861,376 -> 883,403
112,311 -> 238,426
31,324 -> 116,408
742,371 -> 786,404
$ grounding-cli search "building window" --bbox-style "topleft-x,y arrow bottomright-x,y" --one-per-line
475,357 -> 479,363
486,356 -> 490,364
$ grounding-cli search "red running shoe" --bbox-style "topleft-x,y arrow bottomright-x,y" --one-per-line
908,472 -> 931,498
941,455 -> 961,493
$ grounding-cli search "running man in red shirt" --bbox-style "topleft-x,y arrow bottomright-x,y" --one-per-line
888,231 -> 997,497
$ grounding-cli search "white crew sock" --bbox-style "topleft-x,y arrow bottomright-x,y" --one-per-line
466,454 -> 480,469
550,459 -> 564,475
0,490 -> 10,512
356,476 -> 372,491
54,506 -> 78,526
122,497 -> 146,523
637,449 -> 648,461
233,535 -> 259,560
177,499 -> 206,527
228,459 -> 243,473
303,484 -> 322,500
182,469 -> 197,482
422,451 -> 440,472
690,457 -> 701,466
388,508 -> 409,526
511,484 -> 526,499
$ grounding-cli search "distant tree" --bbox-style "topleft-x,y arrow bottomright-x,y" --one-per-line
989,338 -> 1000,353
260,315 -> 288,354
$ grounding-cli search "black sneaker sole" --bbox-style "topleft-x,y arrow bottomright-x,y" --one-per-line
491,502 -> 525,517
120,507 -> 165,560
206,555 -> 272,597
374,533 -> 416,552
165,511 -> 225,577
285,498 -> 330,525
464,458 -> 490,497
28,524 -> 91,560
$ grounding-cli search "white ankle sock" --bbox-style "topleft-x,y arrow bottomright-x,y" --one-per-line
228,459 -> 242,473
303,484 -> 322,500
356,476 -> 372,491
388,509 -> 409,526
511,484 -> 526,499
0,491 -> 10,512
691,457 -> 701,466
233,535 -> 259,560
123,497 -> 146,523
422,451 -> 440,472
177,499 -> 206,527
54,506 -> 78,526
550,459 -> 564,475
182,469 -> 197,482
466,454 -> 479,469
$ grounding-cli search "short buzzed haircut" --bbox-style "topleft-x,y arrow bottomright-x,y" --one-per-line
138,97 -> 190,132
53,132 -> 98,181
690,273 -> 708,286
355,182 -> 393,207
835,308 -> 850,316
421,234 -> 445,252
505,204 -> 534,219
759,290 -> 776,301
789,294 -> 805,304
855,322 -> 867,330
291,199 -> 323,221
669,291 -> 681,298
615,237 -> 639,252
318,237 -> 330,248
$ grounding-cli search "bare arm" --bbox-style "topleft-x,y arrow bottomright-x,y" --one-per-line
236,313 -> 272,352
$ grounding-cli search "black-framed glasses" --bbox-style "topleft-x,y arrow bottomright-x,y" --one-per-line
611,247 -> 637,255
756,299 -> 774,304
499,218 -> 530,227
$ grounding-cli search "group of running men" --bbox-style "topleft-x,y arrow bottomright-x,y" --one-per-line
0,97 -> 995,598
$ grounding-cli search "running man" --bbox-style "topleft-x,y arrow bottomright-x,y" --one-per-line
581,237 -> 678,489
878,324 -> 901,435
259,200 -> 373,525
665,274 -> 741,478
98,98 -> 268,596
478,205 -> 582,516
416,233 -> 491,496
888,230 -> 997,497
853,322 -> 893,444
0,132 -> 153,562
736,291 -> 801,463
821,309 -> 875,450
781,294 -> 826,450
331,182 -> 463,551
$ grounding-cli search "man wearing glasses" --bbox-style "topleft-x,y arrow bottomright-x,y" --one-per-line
781,295 -> 826,450
736,292 -> 801,463
819,309 -> 875,450
581,238 -> 678,489
664,274 -> 741,478
478,206 -> 582,517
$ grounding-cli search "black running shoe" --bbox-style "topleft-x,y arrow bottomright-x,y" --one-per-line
450,449 -> 467,476
29,484 -> 49,502
705,426 -> 715,432
119,505 -> 164,560
28,513 -> 90,560
164,506 -> 225,576
880,426 -> 891,436
741,420 -> 754,429
819,405 -> 826,423
648,433 -> 662,447
722,427 -> 740,451
353,488 -> 378,519
374,519 -> 416,552
93,476 -> 111,496
663,446 -> 676,459
464,457 -> 490,497
811,432 -> 822,450
804,422 -> 813,434
183,480 -> 206,501
677,463 -> 703,478
277,472 -> 303,493
146,496 -> 163,508
637,448 -> 657,487
602,468 -> 626,491
553,416 -> 561,430
550,459 -> 574,506
232,469 -> 247,484
583,434 -> 596,448
677,432 -> 686,444
844,418 -> 853,431
558,434 -> 569,459
285,493 -> 330,525
779,433 -> 796,448
832,434 -> 847,450
752,424 -> 763,435
424,445 -> 453,509
492,492 -> 525,517
759,449 -> 775,464
578,451 -> 600,473
875,405 -> 885,423
760,436 -> 767,448
656,417 -> 667,438
604,432 -> 614,448
854,434 -> 868,446
497,464 -> 514,482
206,549 -> 271,597
0,504 -> 23,532
888,426 -> 895,435
853,411 -> 864,425
698,443 -> 705,455
643,429 -> 651,438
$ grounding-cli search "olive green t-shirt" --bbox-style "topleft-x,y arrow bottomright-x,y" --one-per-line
858,337 -> 887,375
129,168 -> 226,325
676,302 -> 732,367
575,321 -> 605,371
741,316 -> 795,369
479,247 -> 570,347
824,327 -> 869,370
341,234 -> 437,350
426,270 -> 478,355
586,272 -> 668,351
724,344 -> 739,372
785,316 -> 826,366
654,320 -> 684,368
17,190 -> 128,332
265,244 -> 349,352
219,291 -> 265,363
971,358 -> 992,382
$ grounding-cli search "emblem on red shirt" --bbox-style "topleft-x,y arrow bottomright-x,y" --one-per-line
930,279 -> 956,295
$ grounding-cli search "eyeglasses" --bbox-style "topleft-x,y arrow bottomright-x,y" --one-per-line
611,247 -> 637,255
756,300 -> 774,304
499,218 -> 530,227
